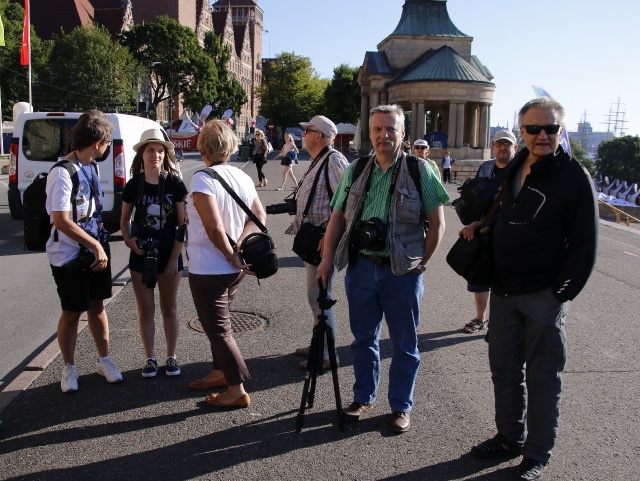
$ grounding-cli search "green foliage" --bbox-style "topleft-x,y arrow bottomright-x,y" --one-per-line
257,52 -> 327,130
569,137 -> 596,176
324,64 -> 360,124
596,135 -> 640,183
36,25 -> 138,111
0,0 -> 51,118
120,16 -> 212,110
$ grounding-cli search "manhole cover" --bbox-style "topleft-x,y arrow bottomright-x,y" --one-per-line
187,311 -> 266,334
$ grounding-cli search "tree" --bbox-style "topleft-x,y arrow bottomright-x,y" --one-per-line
596,135 -> 640,183
120,16 -> 212,112
569,137 -> 596,176
324,64 -> 360,124
200,31 -> 247,119
257,52 -> 327,129
0,0 -> 51,119
37,25 -> 138,111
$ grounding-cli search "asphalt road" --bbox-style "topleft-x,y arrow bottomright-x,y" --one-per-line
0,152 -> 639,480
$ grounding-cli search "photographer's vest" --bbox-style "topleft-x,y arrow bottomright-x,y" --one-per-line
335,153 -> 427,276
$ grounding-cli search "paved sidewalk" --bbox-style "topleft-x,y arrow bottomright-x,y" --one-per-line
0,159 -> 638,480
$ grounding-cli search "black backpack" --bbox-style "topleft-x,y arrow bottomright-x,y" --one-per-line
22,160 -> 81,252
452,176 -> 501,226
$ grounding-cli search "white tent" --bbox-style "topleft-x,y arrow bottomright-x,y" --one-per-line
335,123 -> 357,135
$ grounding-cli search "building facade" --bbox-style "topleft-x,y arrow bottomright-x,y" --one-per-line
358,0 -> 495,159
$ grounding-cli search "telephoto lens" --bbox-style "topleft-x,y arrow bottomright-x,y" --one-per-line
142,245 -> 159,288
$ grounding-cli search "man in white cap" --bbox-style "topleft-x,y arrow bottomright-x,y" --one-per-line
287,115 -> 348,370
459,129 -> 518,334
412,139 -> 441,180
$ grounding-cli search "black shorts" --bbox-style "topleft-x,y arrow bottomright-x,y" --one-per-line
51,252 -> 113,312
129,231 -> 184,274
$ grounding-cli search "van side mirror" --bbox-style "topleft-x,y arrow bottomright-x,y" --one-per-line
174,148 -> 184,162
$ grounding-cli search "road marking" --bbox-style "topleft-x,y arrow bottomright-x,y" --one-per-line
623,251 -> 639,257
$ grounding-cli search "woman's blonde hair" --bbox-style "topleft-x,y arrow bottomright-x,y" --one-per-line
197,119 -> 240,162
255,129 -> 264,137
284,133 -> 294,143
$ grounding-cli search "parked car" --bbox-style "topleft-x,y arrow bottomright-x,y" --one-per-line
7,112 -> 182,233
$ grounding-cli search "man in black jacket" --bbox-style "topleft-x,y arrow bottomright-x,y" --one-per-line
470,98 -> 598,481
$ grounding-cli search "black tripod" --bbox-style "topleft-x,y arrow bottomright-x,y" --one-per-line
296,287 -> 345,432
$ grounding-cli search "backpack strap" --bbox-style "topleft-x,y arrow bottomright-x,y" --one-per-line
406,155 -> 423,202
51,160 -> 81,243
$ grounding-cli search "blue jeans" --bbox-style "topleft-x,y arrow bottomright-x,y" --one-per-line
345,256 -> 424,412
489,289 -> 568,463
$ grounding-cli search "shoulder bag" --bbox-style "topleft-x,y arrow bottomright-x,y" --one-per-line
446,187 -> 505,286
196,168 -> 278,280
291,153 -> 333,266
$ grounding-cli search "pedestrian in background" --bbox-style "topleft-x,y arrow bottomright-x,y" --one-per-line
412,139 -> 441,180
253,129 -> 269,187
286,115 -> 348,370
120,129 -> 187,378
186,120 -> 267,408
470,98 -> 598,481
459,130 -> 517,334
317,104 -> 449,433
441,150 -> 455,183
46,110 -> 122,393
274,132 -> 299,190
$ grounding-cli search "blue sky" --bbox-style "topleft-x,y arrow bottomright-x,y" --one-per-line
258,0 -> 639,136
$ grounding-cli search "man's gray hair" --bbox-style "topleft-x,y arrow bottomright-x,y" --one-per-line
518,97 -> 565,125
370,104 -> 404,120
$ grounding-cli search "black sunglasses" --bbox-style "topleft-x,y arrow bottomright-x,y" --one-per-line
521,124 -> 561,135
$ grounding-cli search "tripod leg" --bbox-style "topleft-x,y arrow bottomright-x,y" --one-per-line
325,324 -> 345,431
307,323 -> 323,409
296,372 -> 312,433
296,322 -> 322,432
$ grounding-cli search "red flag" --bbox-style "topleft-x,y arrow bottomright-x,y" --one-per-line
20,0 -> 29,66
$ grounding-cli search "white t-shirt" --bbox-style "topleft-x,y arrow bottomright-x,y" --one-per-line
186,165 -> 258,275
45,160 -> 102,267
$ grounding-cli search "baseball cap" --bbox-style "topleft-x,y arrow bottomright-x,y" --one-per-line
492,130 -> 517,144
300,115 -> 337,139
413,139 -> 429,148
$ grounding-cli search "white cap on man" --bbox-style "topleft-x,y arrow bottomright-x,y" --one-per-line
300,115 -> 337,140
492,130 -> 517,144
413,139 -> 429,148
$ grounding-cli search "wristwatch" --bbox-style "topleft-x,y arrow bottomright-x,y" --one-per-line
416,264 -> 427,273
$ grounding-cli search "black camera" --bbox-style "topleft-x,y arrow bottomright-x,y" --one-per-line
63,246 -> 95,273
266,198 -> 297,215
353,217 -> 387,251
138,237 -> 160,288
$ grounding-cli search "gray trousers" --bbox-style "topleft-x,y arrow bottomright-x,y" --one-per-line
489,288 -> 568,463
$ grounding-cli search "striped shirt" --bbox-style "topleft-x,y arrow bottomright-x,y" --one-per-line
330,155 -> 449,255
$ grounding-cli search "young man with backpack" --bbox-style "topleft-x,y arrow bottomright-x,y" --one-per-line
45,110 -> 123,393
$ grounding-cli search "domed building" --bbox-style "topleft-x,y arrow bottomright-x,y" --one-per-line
358,0 -> 494,161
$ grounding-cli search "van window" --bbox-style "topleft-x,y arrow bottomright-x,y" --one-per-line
21,118 -> 110,162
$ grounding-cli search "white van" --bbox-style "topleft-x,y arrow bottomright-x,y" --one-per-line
7,112 -> 181,232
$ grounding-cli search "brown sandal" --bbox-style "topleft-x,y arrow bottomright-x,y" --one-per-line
463,319 -> 487,333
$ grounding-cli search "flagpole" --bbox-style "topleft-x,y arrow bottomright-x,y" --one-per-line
27,0 -> 32,109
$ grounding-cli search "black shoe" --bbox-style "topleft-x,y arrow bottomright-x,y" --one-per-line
344,402 -> 373,421
514,457 -> 546,480
471,433 -> 522,458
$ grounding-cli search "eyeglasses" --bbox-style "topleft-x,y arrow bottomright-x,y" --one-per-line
493,140 -> 513,147
303,128 -> 321,135
104,140 -> 112,146
521,124 -> 561,135
413,146 -> 427,150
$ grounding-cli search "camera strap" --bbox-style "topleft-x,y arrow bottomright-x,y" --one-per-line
196,168 -> 269,247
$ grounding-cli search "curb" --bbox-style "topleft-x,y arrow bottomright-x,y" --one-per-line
0,282 -> 129,415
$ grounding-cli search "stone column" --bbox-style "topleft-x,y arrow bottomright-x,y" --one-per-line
417,102 -> 426,141
381,91 -> 388,105
456,103 -> 465,148
479,104 -> 489,148
370,91 -> 380,110
410,101 -> 418,141
448,102 -> 457,148
360,93 -> 370,152
469,104 -> 479,148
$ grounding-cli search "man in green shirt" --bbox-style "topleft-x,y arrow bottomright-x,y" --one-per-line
317,104 -> 449,433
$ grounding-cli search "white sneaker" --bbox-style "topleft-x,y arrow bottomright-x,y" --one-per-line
61,363 -> 78,393
96,356 -> 123,383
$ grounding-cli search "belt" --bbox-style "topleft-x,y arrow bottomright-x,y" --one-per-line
360,253 -> 391,265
